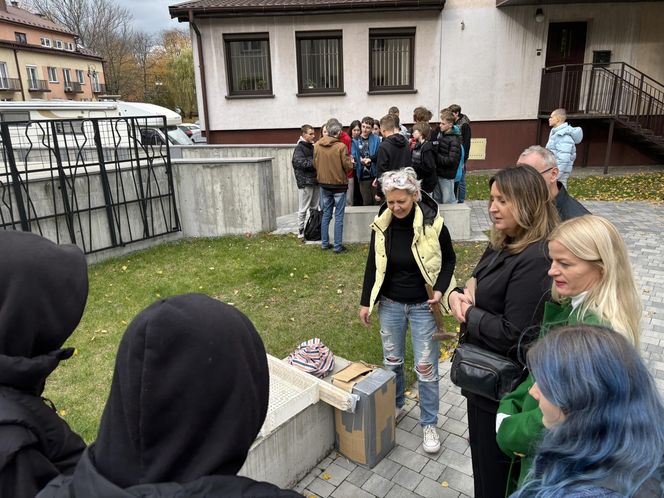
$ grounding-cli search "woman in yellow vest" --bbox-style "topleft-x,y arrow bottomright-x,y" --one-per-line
359,167 -> 456,454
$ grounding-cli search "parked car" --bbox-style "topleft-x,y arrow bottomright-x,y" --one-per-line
191,129 -> 207,144
141,126 -> 193,146
178,123 -> 200,137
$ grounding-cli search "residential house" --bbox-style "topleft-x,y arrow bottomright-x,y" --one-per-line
169,0 -> 664,168
0,0 -> 106,103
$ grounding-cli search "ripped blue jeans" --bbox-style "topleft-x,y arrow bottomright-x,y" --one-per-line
378,296 -> 439,426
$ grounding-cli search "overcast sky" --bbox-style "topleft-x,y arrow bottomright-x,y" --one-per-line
115,0 -> 187,36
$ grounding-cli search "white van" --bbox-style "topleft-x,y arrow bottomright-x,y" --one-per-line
0,100 -> 192,146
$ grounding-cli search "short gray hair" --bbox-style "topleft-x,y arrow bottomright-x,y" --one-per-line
552,108 -> 567,121
326,118 -> 342,137
520,145 -> 557,171
379,167 -> 421,200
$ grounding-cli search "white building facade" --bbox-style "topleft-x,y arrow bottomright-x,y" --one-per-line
170,0 -> 664,168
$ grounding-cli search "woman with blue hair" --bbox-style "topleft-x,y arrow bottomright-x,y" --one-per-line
511,325 -> 664,497
497,215 -> 642,494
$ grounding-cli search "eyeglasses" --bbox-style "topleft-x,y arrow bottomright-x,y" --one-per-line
539,167 -> 555,175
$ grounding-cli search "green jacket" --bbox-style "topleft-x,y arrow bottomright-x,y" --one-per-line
366,198 -> 455,316
496,301 -> 602,495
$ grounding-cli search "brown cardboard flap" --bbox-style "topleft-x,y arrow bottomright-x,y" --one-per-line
332,362 -> 374,392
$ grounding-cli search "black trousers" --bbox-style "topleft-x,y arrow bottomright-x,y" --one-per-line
467,397 -> 515,498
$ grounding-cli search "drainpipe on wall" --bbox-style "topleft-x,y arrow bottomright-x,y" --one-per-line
189,10 -> 210,140
12,48 -> 25,100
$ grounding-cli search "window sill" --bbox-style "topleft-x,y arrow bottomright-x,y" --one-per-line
225,94 -> 274,100
367,89 -> 418,95
296,91 -> 346,98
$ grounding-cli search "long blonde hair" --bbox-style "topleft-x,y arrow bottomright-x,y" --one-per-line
549,215 -> 641,346
489,165 -> 559,254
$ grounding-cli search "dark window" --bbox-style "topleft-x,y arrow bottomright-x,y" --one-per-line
369,28 -> 415,92
224,33 -> 272,96
15,32 -> 27,44
296,31 -> 343,95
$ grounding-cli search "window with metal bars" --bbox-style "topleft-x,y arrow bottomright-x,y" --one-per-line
296,31 -> 343,95
368,28 -> 415,92
224,33 -> 272,96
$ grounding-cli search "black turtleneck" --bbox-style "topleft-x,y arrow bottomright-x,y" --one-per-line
360,206 -> 456,306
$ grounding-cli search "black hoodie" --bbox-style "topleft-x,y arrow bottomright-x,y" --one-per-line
376,133 -> 411,196
38,294 -> 303,498
0,231 -> 88,498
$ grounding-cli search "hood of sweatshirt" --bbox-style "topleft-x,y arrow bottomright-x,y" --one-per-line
92,294 -> 269,488
0,231 -> 88,394
317,135 -> 341,148
552,122 -> 583,144
384,133 -> 408,148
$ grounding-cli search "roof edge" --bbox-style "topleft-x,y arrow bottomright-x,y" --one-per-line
169,1 -> 446,21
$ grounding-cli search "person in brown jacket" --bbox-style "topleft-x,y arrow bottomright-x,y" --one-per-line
314,119 -> 353,253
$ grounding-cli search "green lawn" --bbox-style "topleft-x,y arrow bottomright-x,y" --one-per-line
465,170 -> 664,202
47,235 -> 486,442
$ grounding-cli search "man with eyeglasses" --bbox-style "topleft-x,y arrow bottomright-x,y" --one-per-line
517,145 -> 589,221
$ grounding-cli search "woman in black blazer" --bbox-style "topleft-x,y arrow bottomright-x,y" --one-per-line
448,165 -> 558,498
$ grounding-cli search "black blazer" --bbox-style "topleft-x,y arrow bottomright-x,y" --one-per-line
463,240 -> 551,362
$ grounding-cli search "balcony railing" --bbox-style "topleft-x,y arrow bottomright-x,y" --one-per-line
539,62 -> 664,137
27,79 -> 50,92
92,83 -> 106,94
0,78 -> 21,91
64,82 -> 83,93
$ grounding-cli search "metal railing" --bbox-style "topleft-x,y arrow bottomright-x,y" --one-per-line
539,62 -> 664,137
92,83 -> 106,94
0,116 -> 181,254
27,79 -> 50,92
0,78 -> 21,91
64,82 -> 83,93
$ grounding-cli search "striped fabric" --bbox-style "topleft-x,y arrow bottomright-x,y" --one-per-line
287,338 -> 335,378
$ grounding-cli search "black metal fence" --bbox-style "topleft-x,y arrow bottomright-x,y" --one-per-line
539,62 -> 664,136
0,116 -> 181,254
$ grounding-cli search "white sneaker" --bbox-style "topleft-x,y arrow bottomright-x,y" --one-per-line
422,425 -> 441,453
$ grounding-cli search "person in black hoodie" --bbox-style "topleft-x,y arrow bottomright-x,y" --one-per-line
38,294 -> 303,498
0,231 -> 88,498
375,113 -> 411,200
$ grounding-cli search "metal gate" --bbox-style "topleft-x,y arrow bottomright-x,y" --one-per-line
0,116 -> 181,254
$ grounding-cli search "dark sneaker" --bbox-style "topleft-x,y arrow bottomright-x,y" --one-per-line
334,246 -> 348,254
321,244 -> 331,250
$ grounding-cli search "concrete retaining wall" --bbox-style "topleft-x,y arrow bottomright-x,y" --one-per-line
172,158 -> 277,236
174,144 -> 297,218
330,203 -> 472,243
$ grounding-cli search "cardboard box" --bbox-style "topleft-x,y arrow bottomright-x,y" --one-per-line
332,363 -> 396,468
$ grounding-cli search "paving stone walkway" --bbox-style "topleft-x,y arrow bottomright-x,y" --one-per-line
279,199 -> 664,498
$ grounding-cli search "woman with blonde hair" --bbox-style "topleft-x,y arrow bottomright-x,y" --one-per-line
448,165 -> 558,498
497,215 -> 641,494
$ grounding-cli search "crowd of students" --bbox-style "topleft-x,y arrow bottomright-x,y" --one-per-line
291,105 -> 472,243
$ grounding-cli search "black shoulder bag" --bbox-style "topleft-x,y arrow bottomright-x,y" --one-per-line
449,249 -> 528,402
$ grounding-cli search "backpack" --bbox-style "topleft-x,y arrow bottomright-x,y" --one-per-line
303,208 -> 322,241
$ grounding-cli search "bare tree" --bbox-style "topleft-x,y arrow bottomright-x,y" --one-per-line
132,32 -> 155,102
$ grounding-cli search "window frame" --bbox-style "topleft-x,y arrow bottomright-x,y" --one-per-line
26,65 -> 38,88
40,37 -> 52,48
63,68 -> 72,87
54,40 -> 63,49
76,69 -> 85,84
15,32 -> 27,44
368,27 -> 416,94
295,30 -> 344,96
223,32 -> 273,98
47,66 -> 58,83
0,62 -> 8,90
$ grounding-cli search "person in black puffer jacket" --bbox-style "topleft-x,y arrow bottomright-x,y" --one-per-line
433,110 -> 461,204
38,294 -> 304,498
292,124 -> 319,238
410,121 -> 437,196
0,231 -> 88,498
